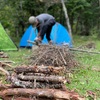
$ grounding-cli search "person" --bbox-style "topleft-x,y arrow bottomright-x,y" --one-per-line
28,13 -> 56,45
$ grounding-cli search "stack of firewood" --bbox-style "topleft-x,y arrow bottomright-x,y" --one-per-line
0,65 -> 84,100
0,45 -> 84,100
10,65 -> 66,89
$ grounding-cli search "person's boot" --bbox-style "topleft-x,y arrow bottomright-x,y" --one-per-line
49,40 -> 53,45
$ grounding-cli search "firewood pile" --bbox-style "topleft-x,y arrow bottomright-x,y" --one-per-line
0,45 -> 84,100
0,65 -> 84,100
29,45 -> 78,70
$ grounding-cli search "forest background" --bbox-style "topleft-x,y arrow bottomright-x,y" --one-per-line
0,0 -> 100,42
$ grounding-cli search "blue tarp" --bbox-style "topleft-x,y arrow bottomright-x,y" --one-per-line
19,23 -> 72,47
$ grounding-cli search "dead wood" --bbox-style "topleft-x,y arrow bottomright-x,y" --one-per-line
0,52 -> 4,55
0,62 -> 13,68
0,55 -> 8,58
70,48 -> 100,54
29,45 -> 78,70
17,74 -> 66,83
0,88 -> 85,100
0,88 -> 78,100
14,65 -> 64,75
7,72 -> 66,89
0,60 -> 14,63
1,96 -> 58,100
0,84 -> 11,90
11,76 -> 64,89
0,67 -> 10,76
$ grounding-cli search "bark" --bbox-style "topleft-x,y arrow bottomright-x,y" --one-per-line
17,74 -> 66,83
14,66 -> 63,75
0,88 -> 69,99
0,96 -> 58,100
9,74 -> 34,88
9,74 -> 64,89
0,88 -> 84,100
0,84 -> 11,90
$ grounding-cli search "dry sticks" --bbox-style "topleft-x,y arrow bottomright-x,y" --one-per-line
30,45 -> 78,69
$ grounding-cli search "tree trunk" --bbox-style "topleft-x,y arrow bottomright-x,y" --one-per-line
61,0 -> 73,41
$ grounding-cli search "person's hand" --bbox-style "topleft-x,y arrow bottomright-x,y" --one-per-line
34,37 -> 41,45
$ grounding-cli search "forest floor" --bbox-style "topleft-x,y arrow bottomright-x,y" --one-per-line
0,35 -> 100,100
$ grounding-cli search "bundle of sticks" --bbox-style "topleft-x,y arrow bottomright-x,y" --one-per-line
0,65 -> 84,100
30,45 -> 78,70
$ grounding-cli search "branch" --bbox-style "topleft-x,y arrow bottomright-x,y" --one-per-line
70,48 -> 100,54
0,67 -> 10,76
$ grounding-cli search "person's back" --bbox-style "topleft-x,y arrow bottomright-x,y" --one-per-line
36,13 -> 55,24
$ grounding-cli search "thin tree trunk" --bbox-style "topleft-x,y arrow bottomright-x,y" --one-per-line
61,0 -> 73,41
98,0 -> 100,29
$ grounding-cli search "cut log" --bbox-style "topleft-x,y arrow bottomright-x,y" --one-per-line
17,74 -> 66,83
0,88 -> 84,100
14,66 -> 64,75
0,88 -> 69,99
8,74 -> 66,89
1,96 -> 57,100
0,84 -> 11,90
9,74 -> 33,88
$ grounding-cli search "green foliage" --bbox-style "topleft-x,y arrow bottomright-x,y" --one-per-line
0,0 -> 100,38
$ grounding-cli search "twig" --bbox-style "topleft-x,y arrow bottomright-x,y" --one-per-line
0,67 -> 10,76
0,62 -> 13,68
57,48 -> 67,65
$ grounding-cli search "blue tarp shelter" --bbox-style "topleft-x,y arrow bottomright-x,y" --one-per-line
19,23 -> 72,47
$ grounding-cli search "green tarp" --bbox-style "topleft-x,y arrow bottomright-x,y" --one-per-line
0,23 -> 17,51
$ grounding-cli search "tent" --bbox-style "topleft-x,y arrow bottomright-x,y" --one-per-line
0,23 -> 17,51
19,23 -> 72,47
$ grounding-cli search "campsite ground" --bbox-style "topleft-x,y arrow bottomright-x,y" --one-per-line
0,35 -> 100,100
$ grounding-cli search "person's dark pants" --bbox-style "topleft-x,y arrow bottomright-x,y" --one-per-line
37,19 -> 56,42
